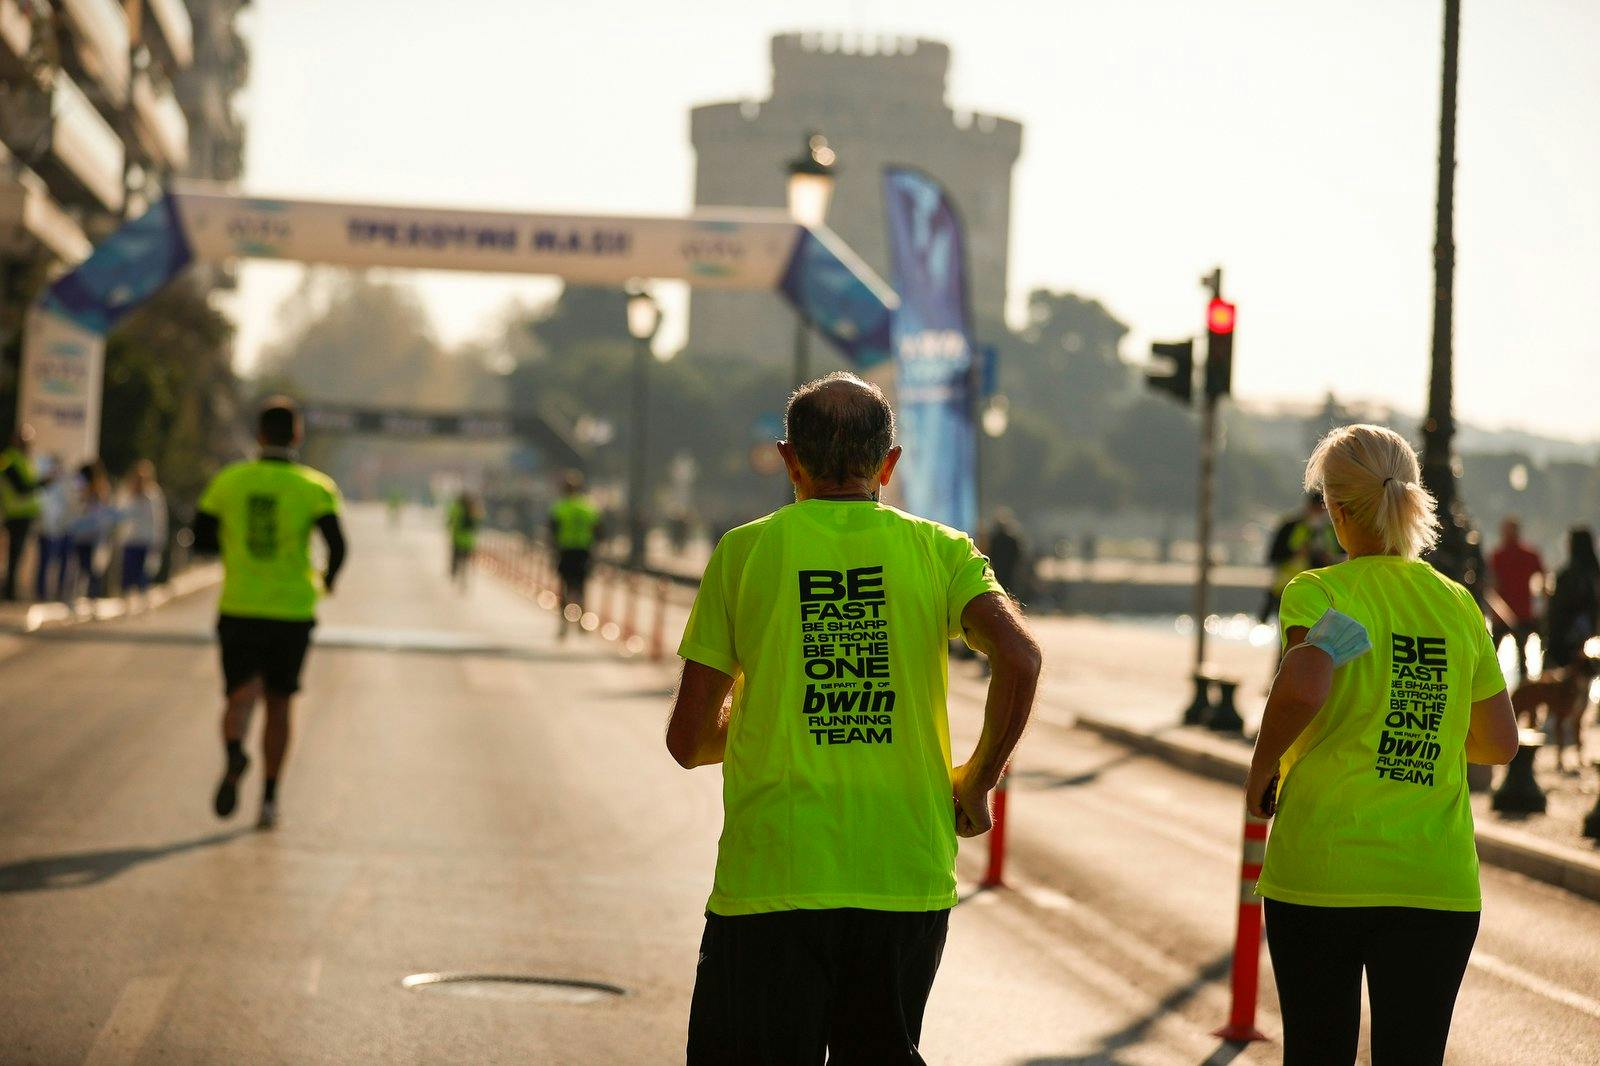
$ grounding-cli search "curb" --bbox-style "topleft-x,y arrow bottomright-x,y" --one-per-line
1070,711 -> 1600,906
0,564 -> 222,651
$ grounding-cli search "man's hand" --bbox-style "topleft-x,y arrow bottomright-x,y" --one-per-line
951,761 -> 993,838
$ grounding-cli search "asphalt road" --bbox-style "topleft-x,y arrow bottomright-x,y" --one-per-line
2,506 -> 1597,1064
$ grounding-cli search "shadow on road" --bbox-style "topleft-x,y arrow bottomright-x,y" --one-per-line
1016,951 -> 1242,1066
1007,749 -> 1143,791
0,829 -> 252,893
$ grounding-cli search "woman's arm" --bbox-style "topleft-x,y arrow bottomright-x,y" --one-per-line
1246,626 -> 1333,817
1465,689 -> 1518,765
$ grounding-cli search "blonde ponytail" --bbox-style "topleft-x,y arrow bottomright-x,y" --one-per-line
1304,424 -> 1440,558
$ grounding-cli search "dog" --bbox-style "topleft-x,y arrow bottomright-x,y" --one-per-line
1511,659 -> 1597,773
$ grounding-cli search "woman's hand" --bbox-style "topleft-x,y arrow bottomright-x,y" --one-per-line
1245,765 -> 1277,819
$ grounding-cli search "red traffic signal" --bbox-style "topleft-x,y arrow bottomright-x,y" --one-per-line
1207,298 -> 1236,335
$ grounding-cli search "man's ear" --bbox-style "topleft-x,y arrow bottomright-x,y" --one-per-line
776,441 -> 805,485
878,446 -> 903,487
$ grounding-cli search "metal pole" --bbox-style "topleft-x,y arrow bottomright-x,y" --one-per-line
1421,0 -> 1469,580
1194,393 -> 1217,677
1184,268 -> 1223,726
1193,268 -> 1223,680
627,335 -> 649,568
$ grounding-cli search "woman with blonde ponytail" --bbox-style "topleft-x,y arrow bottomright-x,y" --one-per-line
1245,423 -> 1519,1065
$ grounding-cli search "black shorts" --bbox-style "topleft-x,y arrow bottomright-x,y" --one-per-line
217,615 -> 316,696
557,548 -> 592,587
687,907 -> 949,1065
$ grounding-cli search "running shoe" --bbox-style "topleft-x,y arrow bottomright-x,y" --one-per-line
213,749 -> 249,818
256,799 -> 278,831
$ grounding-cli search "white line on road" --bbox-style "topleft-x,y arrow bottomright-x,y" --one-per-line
305,956 -> 323,996
82,975 -> 176,1066
1471,951 -> 1600,1021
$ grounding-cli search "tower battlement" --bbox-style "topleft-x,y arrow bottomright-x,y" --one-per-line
687,33 -> 1022,359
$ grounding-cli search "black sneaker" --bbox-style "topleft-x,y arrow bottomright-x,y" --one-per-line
256,799 -> 278,831
213,749 -> 249,818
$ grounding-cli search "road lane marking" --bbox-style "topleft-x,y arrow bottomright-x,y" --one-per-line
1472,951 -> 1600,1020
975,888 -> 1252,1060
82,975 -> 175,1066
305,956 -> 323,996
1064,789 -> 1237,863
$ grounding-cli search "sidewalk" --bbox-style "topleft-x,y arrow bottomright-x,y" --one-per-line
1006,614 -> 1600,903
0,562 -> 221,642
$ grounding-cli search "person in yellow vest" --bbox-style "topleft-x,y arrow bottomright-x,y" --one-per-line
1,426 -> 47,601
1259,492 -> 1340,623
666,373 -> 1042,1063
547,471 -> 601,638
446,491 -> 480,589
193,399 -> 346,830
1246,424 -> 1518,1065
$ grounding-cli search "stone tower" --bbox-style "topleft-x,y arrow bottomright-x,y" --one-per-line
689,33 -> 1023,361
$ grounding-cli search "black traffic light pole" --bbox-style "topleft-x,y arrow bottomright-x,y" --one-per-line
1147,269 -> 1238,729
1187,268 -> 1224,726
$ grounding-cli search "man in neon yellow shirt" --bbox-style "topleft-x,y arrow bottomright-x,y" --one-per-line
667,373 -> 1041,1063
194,399 -> 346,830
547,471 -> 601,638
1,426 -> 46,601
446,491 -> 479,589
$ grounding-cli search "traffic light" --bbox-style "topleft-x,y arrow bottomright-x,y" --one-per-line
1205,297 -> 1236,399
1147,339 -> 1194,405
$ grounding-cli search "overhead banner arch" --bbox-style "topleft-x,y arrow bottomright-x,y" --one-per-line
18,184 -> 898,466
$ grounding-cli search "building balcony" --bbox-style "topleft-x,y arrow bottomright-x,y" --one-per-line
44,68 -> 125,213
0,141 -> 92,263
57,0 -> 132,108
144,0 -> 194,70
131,70 -> 189,171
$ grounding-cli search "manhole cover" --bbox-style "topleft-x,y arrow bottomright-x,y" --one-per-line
401,973 -> 627,1004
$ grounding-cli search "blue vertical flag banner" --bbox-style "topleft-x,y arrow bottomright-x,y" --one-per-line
882,167 -> 977,534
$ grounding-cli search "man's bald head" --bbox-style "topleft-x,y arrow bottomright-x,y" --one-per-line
784,372 -> 895,484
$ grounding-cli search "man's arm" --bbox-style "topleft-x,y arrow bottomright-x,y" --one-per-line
953,592 -> 1042,838
191,511 -> 221,555
666,660 -> 737,768
317,512 -> 347,592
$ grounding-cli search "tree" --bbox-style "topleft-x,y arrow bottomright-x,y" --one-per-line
100,279 -> 240,506
258,272 -> 491,408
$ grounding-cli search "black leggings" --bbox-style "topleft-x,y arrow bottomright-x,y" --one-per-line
1265,899 -> 1479,1066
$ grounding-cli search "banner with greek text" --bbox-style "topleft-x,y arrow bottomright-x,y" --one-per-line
882,167 -> 977,534
15,186 -> 896,467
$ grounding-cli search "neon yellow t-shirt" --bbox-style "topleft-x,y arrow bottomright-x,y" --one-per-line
549,495 -> 600,550
0,447 -> 41,519
678,500 -> 1005,916
198,459 -> 342,622
1257,556 -> 1507,911
447,502 -> 477,550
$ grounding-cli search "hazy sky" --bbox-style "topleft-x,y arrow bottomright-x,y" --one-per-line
228,0 -> 1600,442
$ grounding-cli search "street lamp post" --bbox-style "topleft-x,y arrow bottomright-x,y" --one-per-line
785,131 -> 837,393
1420,0 -> 1476,585
625,286 -> 662,569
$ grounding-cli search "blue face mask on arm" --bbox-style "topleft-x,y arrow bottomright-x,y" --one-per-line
1303,608 -> 1373,666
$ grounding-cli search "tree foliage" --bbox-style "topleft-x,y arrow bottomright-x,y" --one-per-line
100,280 -> 240,506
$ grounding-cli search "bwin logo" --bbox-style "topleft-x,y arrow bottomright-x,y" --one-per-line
226,215 -> 290,244
897,330 -> 966,360
681,237 -> 746,263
